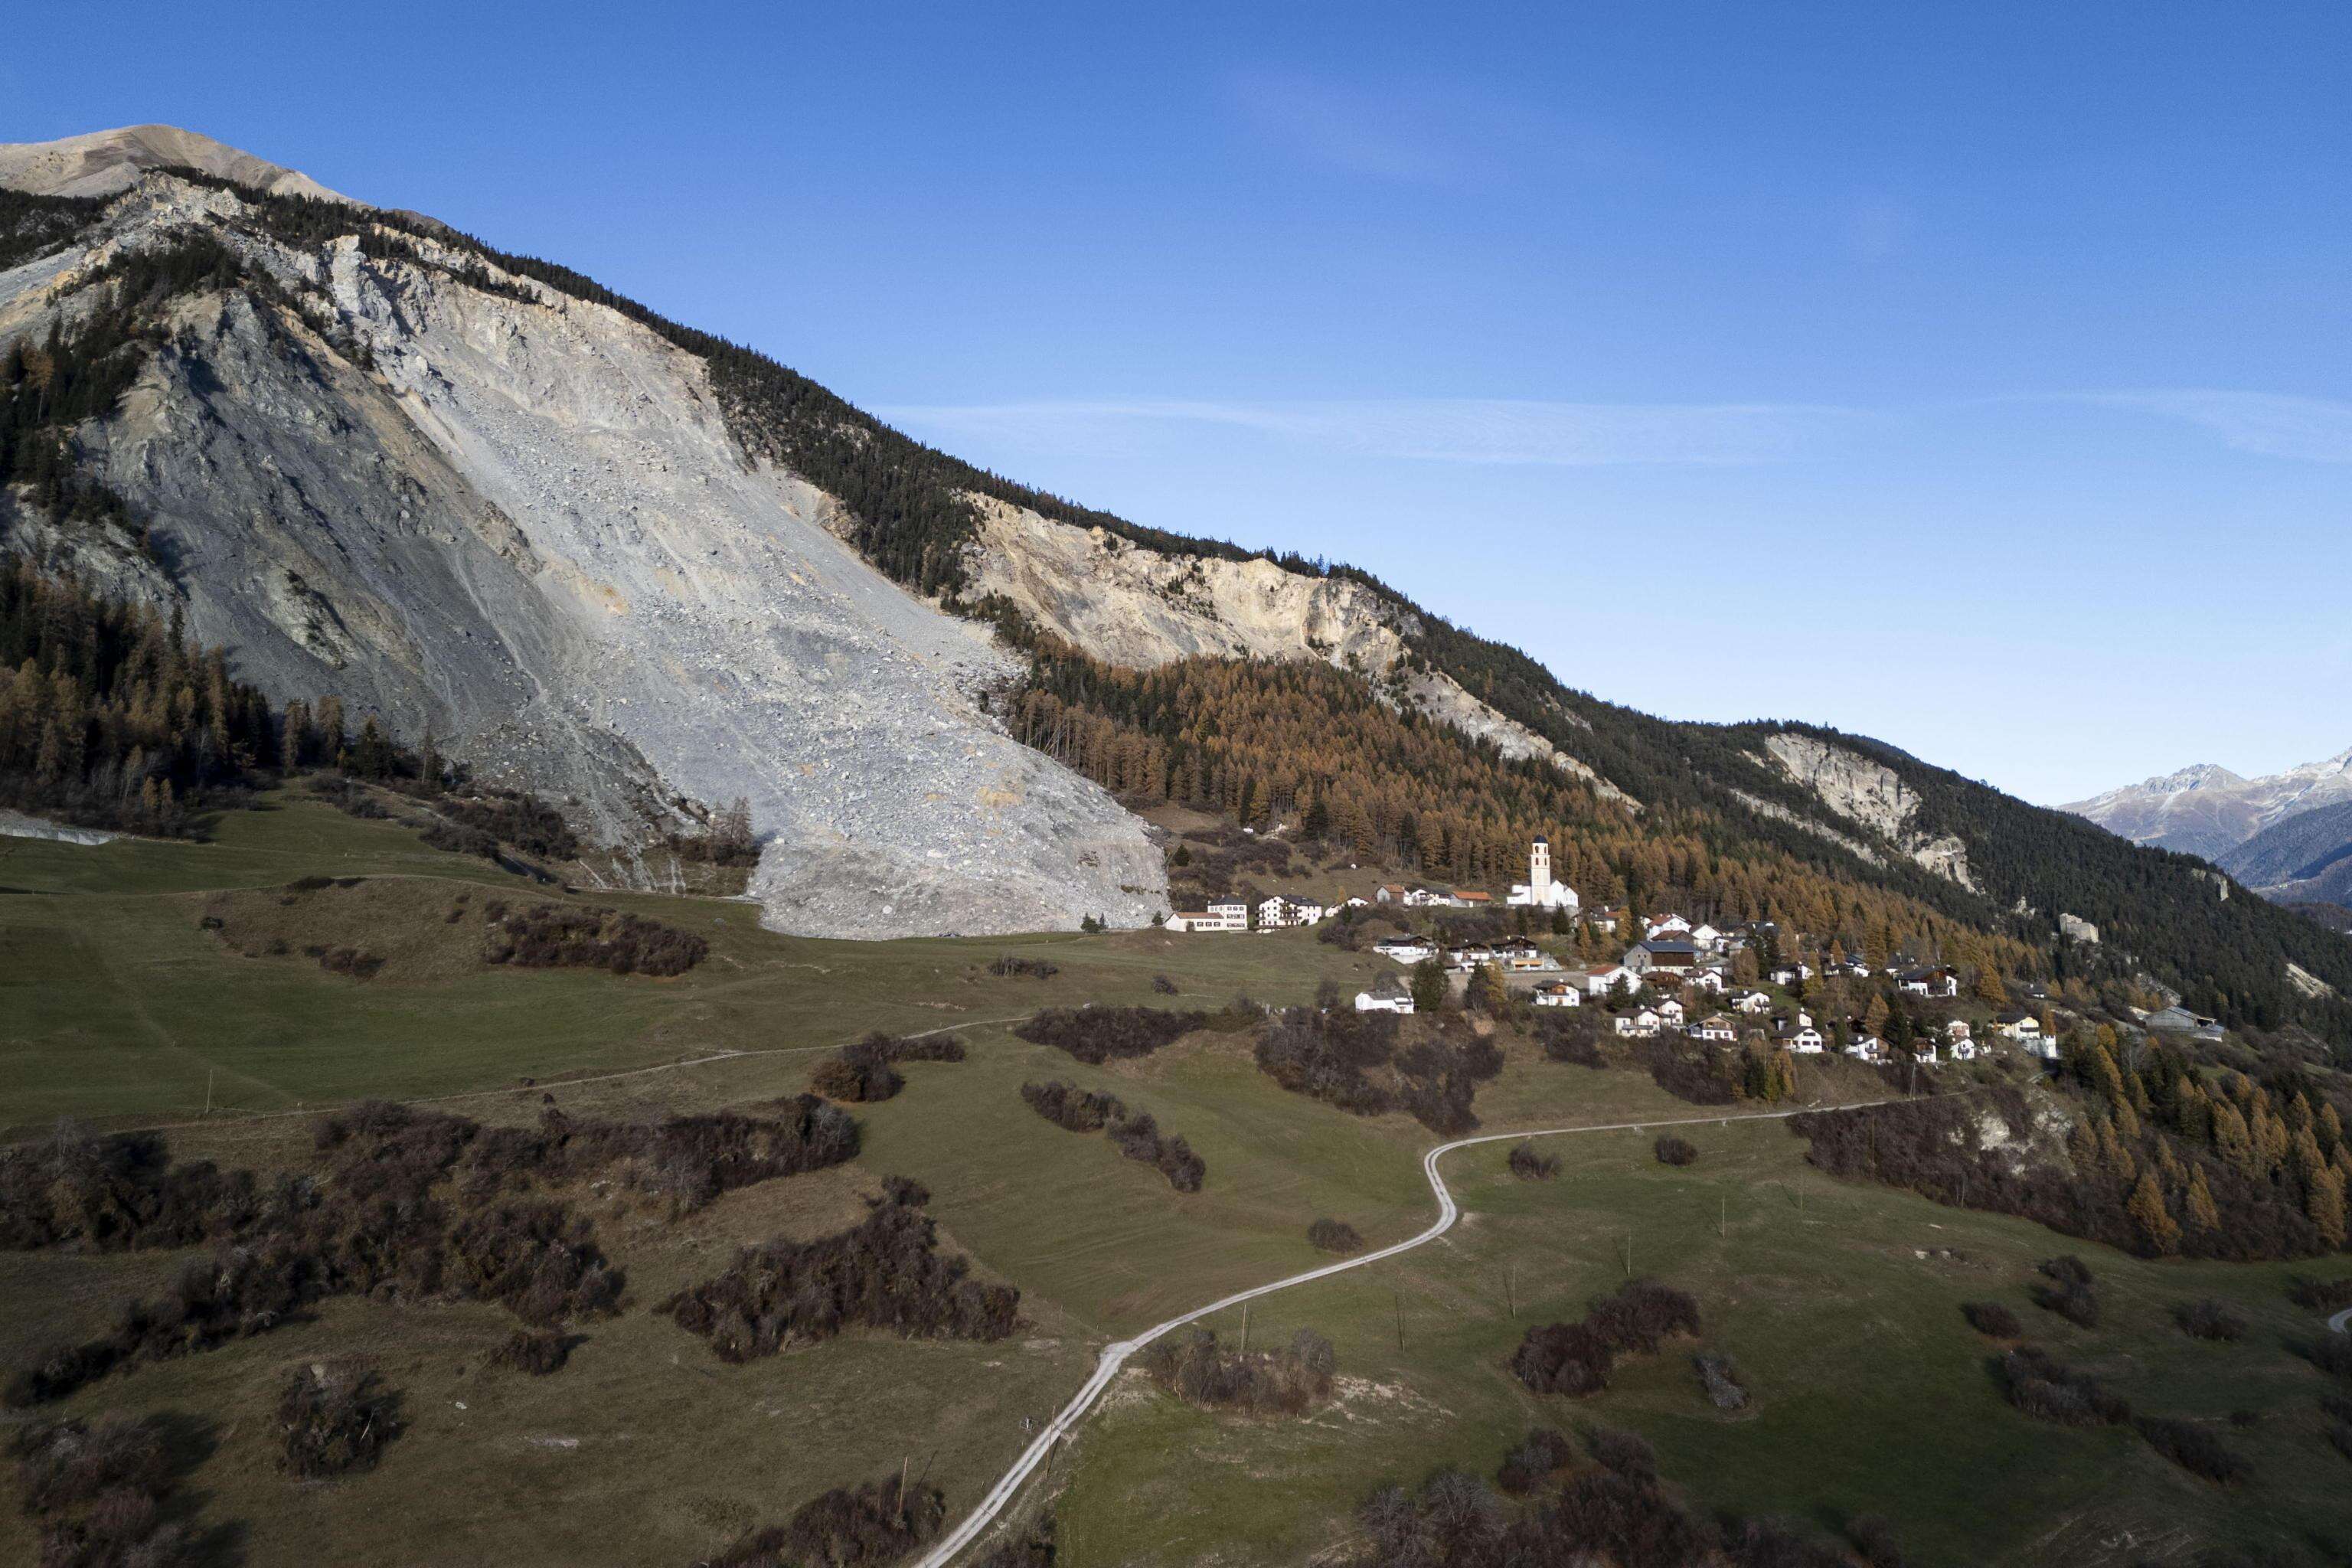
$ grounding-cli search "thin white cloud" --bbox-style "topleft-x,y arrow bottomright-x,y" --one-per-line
1223,67 -> 1627,186
877,398 -> 1864,467
2063,390 -> 2352,463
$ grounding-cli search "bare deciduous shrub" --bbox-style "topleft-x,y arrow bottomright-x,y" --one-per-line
1137,1327 -> 1335,1414
1584,1426 -> 1657,1485
1653,1135 -> 1698,1167
2031,1257 -> 2100,1328
663,1178 -> 1018,1360
2288,1276 -> 2352,1313
1150,974 -> 1179,995
1253,1005 -> 1398,1117
315,946 -> 386,978
1962,1301 -> 2023,1338
1998,1347 -> 2129,1426
1307,1218 -> 1362,1254
1348,1463 -> 1728,1568
1494,1426 -> 1573,1493
2135,1416 -> 2251,1484
1694,1351 -> 1749,1410
9,1414 -> 202,1567
1019,1080 -> 1125,1133
1015,1005 -> 1201,1063
704,1470 -> 946,1567
1018,1083 -> 1205,1191
978,1514 -> 1057,1568
1534,1008 -> 1606,1068
989,955 -> 1060,979
278,1359 -> 400,1478
2174,1299 -> 2248,1342
1510,1279 -> 1700,1397
487,1328 -> 575,1375
483,903 -> 707,976
1641,1040 -> 1738,1106
0,1124 -> 262,1251
1508,1142 -> 1560,1181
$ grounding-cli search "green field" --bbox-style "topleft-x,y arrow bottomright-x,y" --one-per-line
2,799 -> 2347,1567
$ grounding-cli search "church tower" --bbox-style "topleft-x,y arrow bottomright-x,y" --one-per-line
1530,836 -> 1551,903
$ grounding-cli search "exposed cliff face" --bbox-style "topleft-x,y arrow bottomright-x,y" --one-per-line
0,160 -> 1164,939
0,125 -> 350,203
1757,733 -> 1976,890
966,495 -> 1635,802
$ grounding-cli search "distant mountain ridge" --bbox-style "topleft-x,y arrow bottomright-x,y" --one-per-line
2219,799 -> 2352,907
2063,746 -> 2352,861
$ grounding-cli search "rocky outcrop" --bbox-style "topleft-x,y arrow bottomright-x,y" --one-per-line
0,158 -> 1164,939
1756,733 -> 1977,890
967,496 -> 1635,803
0,124 -> 350,202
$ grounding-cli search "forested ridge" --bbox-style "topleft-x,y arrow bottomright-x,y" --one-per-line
10,164 -> 2347,1047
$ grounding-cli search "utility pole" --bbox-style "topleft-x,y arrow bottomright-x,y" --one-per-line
1240,1301 -> 1250,1356
203,1068 -> 214,1119
1505,1263 -> 1516,1318
1393,1289 -> 1405,1351
1622,1233 -> 1635,1278
899,1455 -> 910,1524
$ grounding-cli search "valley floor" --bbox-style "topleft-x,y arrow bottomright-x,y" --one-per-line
2,797 -> 2347,1567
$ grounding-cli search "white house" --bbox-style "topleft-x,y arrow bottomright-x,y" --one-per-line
1532,981 -> 1582,1008
1355,976 -> 1416,1014
1945,1019 -> 1973,1042
1687,922 -> 1723,950
1168,901 -> 1248,933
1769,962 -> 1815,985
1779,1024 -> 1826,1054
1255,896 -> 1325,929
1375,936 -> 1439,965
1333,895 -> 1371,913
1585,965 -> 1639,998
1728,988 -> 1773,1015
1994,1012 -> 2044,1047
1690,1012 -> 1739,1043
1613,1007 -> 1663,1038
1899,967 -> 1960,999
1687,969 -> 1728,995
1374,884 -> 1410,905
1913,1042 -> 1940,1066
1654,997 -> 1687,1026
1844,1034 -> 1887,1063
1949,1037 -> 1981,1062
1645,913 -> 1693,939
1507,838 -> 1580,911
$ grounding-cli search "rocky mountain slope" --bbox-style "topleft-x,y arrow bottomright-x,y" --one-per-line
0,124 -> 350,202
3,125 -> 2347,1042
2219,799 -> 2352,908
0,131 -> 1162,939
2063,747 -> 2352,861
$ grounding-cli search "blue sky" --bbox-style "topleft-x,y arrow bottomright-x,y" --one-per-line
8,1 -> 2347,803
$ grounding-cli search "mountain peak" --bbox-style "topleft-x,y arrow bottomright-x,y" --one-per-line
0,123 -> 350,204
2141,763 -> 2245,793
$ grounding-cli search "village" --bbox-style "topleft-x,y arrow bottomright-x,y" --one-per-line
1165,837 -> 2113,1073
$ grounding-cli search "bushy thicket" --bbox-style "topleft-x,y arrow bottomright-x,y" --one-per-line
1585,1426 -> 1659,1485
1351,1445 -> 1860,1568
989,955 -> 1060,979
1998,1347 -> 2129,1426
1640,1040 -> 1740,1106
1252,1007 -> 1504,1134
1494,1427 -> 1574,1494
432,790 -> 579,860
1508,1279 -> 1701,1397
2031,1256 -> 2100,1328
701,1470 -> 946,1568
810,1032 -> 965,1102
1961,1301 -> 2022,1338
1654,1135 -> 1698,1167
3,1099 -> 861,1404
9,1413 -> 204,1568
1308,1218 -> 1363,1254
1137,1327 -> 1335,1414
277,1358 -> 400,1478
488,1328 -> 576,1375
2288,1276 -> 2352,1313
2135,1416 -> 2252,1484
2175,1299 -> 2248,1342
1508,1142 -> 1560,1181
662,1178 -> 1018,1360
1791,1045 -> 2352,1263
1014,1005 -> 1203,1063
1017,1082 -> 1204,1191
484,903 -> 708,976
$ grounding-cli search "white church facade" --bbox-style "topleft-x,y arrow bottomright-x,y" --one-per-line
1507,836 -> 1580,912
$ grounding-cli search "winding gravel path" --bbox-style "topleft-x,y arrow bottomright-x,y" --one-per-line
918,1101 -> 1862,1566
2331,1306 -> 2352,1337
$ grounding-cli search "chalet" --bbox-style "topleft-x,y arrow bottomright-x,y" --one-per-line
1687,969 -> 1728,995
1355,976 -> 1416,1014
1777,1022 -> 1826,1054
1613,1007 -> 1663,1038
1374,884 -> 1410,905
1333,895 -> 1372,913
1645,913 -> 1693,939
1687,922 -> 1724,950
1532,981 -> 1582,1008
1690,1013 -> 1739,1043
1255,896 -> 1326,929
1587,906 -> 1625,935
1654,998 -> 1687,1027
1449,944 -> 1498,967
1452,890 -> 1494,907
1375,936 -> 1439,964
1944,1019 -> 1973,1042
1728,989 -> 1773,1015
1627,939 -> 1700,975
1949,1037 -> 1981,1063
1844,1034 -> 1887,1063
1504,949 -> 1561,973
1898,967 -> 1959,999
1912,1042 -> 1940,1066
1994,1011 -> 2043,1046
1769,962 -> 1814,985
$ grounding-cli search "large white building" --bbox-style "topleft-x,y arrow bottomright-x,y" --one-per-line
1507,837 -> 1579,912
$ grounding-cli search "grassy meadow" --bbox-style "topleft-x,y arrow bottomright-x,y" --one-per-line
2,795 -> 2347,1567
